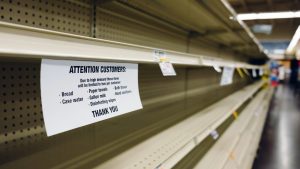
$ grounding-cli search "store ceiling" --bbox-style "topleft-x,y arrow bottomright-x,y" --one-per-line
228,0 -> 300,59
228,0 -> 300,13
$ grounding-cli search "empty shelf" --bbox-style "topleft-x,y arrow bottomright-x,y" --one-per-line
0,21 -> 261,69
192,87 -> 273,169
49,81 -> 264,169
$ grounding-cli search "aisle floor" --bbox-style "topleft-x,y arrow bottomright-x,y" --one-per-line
253,84 -> 300,169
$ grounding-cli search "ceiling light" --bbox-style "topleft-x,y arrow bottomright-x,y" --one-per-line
236,11 -> 300,20
268,54 -> 285,60
273,49 -> 285,55
286,26 -> 300,54
252,24 -> 273,34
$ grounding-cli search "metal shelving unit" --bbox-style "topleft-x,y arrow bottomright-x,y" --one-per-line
0,1 -> 270,169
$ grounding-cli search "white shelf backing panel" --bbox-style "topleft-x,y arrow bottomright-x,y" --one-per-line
192,87 -> 267,169
62,81 -> 265,169
0,21 -> 262,69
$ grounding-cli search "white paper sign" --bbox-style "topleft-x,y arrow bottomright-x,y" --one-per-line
41,59 -> 143,136
154,50 -> 176,76
213,65 -> 222,73
252,69 -> 257,77
259,68 -> 264,76
220,67 -> 234,86
158,62 -> 176,76
210,130 -> 219,140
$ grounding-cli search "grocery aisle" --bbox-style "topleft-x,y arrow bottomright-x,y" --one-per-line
253,84 -> 300,169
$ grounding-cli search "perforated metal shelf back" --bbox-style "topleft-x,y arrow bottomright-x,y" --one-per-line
0,60 -> 45,163
96,8 -> 188,52
0,0 -> 91,36
0,0 -> 189,52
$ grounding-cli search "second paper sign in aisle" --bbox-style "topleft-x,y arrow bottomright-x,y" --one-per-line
220,67 -> 235,86
40,59 -> 143,136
